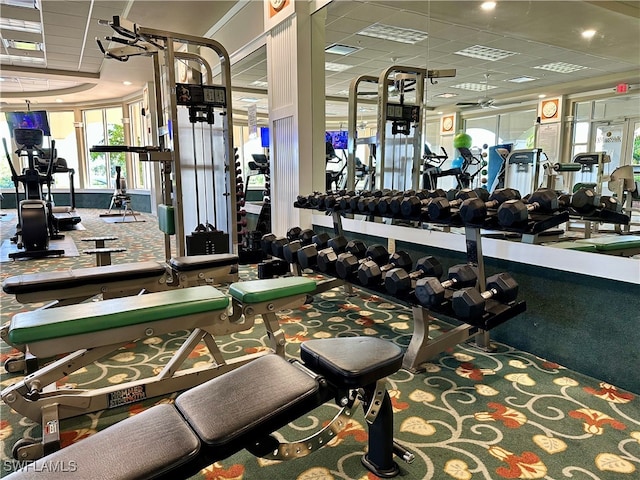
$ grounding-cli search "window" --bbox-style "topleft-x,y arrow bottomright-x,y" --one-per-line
84,107 -> 124,188
48,111 -> 77,189
128,101 -> 151,189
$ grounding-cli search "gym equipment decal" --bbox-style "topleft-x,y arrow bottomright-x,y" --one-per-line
108,385 -> 147,408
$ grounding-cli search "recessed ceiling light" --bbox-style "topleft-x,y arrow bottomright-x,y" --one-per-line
0,53 -> 44,64
506,76 -> 538,83
250,80 -> 268,88
325,62 -> 353,72
434,93 -> 458,99
533,62 -> 588,73
2,39 -> 42,51
538,94 -> 546,98
123,81 -> 132,86
55,98 -> 63,103
1,0 -> 40,8
0,18 -> 42,33
454,45 -> 518,61
357,23 -> 428,45
481,2 -> 497,11
239,97 -> 260,103
437,111 -> 444,115
450,83 -> 498,92
325,44 -> 361,56
582,29 -> 596,39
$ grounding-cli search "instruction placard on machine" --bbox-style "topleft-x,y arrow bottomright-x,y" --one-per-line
176,83 -> 226,107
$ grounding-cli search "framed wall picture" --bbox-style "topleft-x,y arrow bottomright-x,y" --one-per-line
441,114 -> 456,135
264,0 -> 294,29
539,98 -> 561,123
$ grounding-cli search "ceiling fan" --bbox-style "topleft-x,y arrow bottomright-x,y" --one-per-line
456,73 -> 498,109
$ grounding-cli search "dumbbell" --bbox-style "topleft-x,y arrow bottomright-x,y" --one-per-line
297,234 -> 346,270
335,243 -> 388,280
283,231 -> 331,264
413,264 -> 478,307
358,190 -> 388,213
357,250 -> 413,287
458,188 -> 521,224
379,190 -> 415,215
315,236 -> 350,273
451,272 -> 519,320
349,190 -> 381,212
571,187 -> 621,214
384,256 -> 443,295
261,227 -> 305,259
497,189 -> 559,226
399,189 -> 447,217
472,187 -> 490,203
368,190 -> 400,215
427,189 -> 479,221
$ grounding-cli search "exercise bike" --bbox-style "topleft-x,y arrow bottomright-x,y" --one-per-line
2,128 -> 64,259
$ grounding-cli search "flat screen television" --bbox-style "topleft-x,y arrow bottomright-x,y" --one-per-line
5,110 -> 51,137
260,127 -> 269,148
326,130 -> 348,150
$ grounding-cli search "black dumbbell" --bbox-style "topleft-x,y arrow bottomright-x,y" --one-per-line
451,272 -> 519,320
260,227 -> 304,259
459,188 -> 521,224
315,236 -> 350,273
399,189 -> 446,217
358,190 -> 388,213
379,190 -> 415,215
427,189 -> 479,221
283,231 -> 331,264
349,190 -> 381,212
497,189 -> 559,226
335,243 -> 387,279
297,234 -> 346,269
357,250 -> 413,287
414,264 -> 478,307
472,187 -> 490,202
333,241 -> 370,277
384,256 -> 443,295
368,190 -> 400,215
571,187 -> 621,214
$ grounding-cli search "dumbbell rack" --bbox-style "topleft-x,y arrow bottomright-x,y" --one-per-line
320,208 -> 527,372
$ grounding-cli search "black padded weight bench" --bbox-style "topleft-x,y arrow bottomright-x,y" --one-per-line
1,254 -> 240,308
5,337 -> 412,479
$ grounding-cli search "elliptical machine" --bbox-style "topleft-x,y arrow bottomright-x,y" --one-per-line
2,128 -> 64,259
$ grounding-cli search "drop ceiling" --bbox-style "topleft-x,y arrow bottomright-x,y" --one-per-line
1,1 -> 638,120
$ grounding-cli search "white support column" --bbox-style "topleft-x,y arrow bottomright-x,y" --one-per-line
265,1 -> 324,235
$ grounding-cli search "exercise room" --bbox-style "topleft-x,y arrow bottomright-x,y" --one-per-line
0,1 -> 639,479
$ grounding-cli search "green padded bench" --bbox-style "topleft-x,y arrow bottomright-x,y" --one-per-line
575,235 -> 640,256
546,240 -> 598,252
8,286 -> 229,347
228,277 -> 318,359
229,276 -> 317,304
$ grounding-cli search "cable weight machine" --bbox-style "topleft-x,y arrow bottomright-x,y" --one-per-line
95,16 -> 237,257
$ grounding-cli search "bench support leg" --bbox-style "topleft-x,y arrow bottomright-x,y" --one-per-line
262,312 -> 286,357
361,384 -> 400,478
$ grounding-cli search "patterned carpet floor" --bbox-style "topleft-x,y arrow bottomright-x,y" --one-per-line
0,208 -> 638,479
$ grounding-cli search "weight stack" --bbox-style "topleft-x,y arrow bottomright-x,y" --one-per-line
186,230 -> 230,255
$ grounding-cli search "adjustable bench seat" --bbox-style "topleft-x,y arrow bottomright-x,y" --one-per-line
169,253 -> 240,285
2,254 -> 241,307
229,276 -> 317,304
8,285 -> 229,358
4,337 -> 408,480
546,240 -> 597,252
2,261 -> 169,305
575,235 -> 640,256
